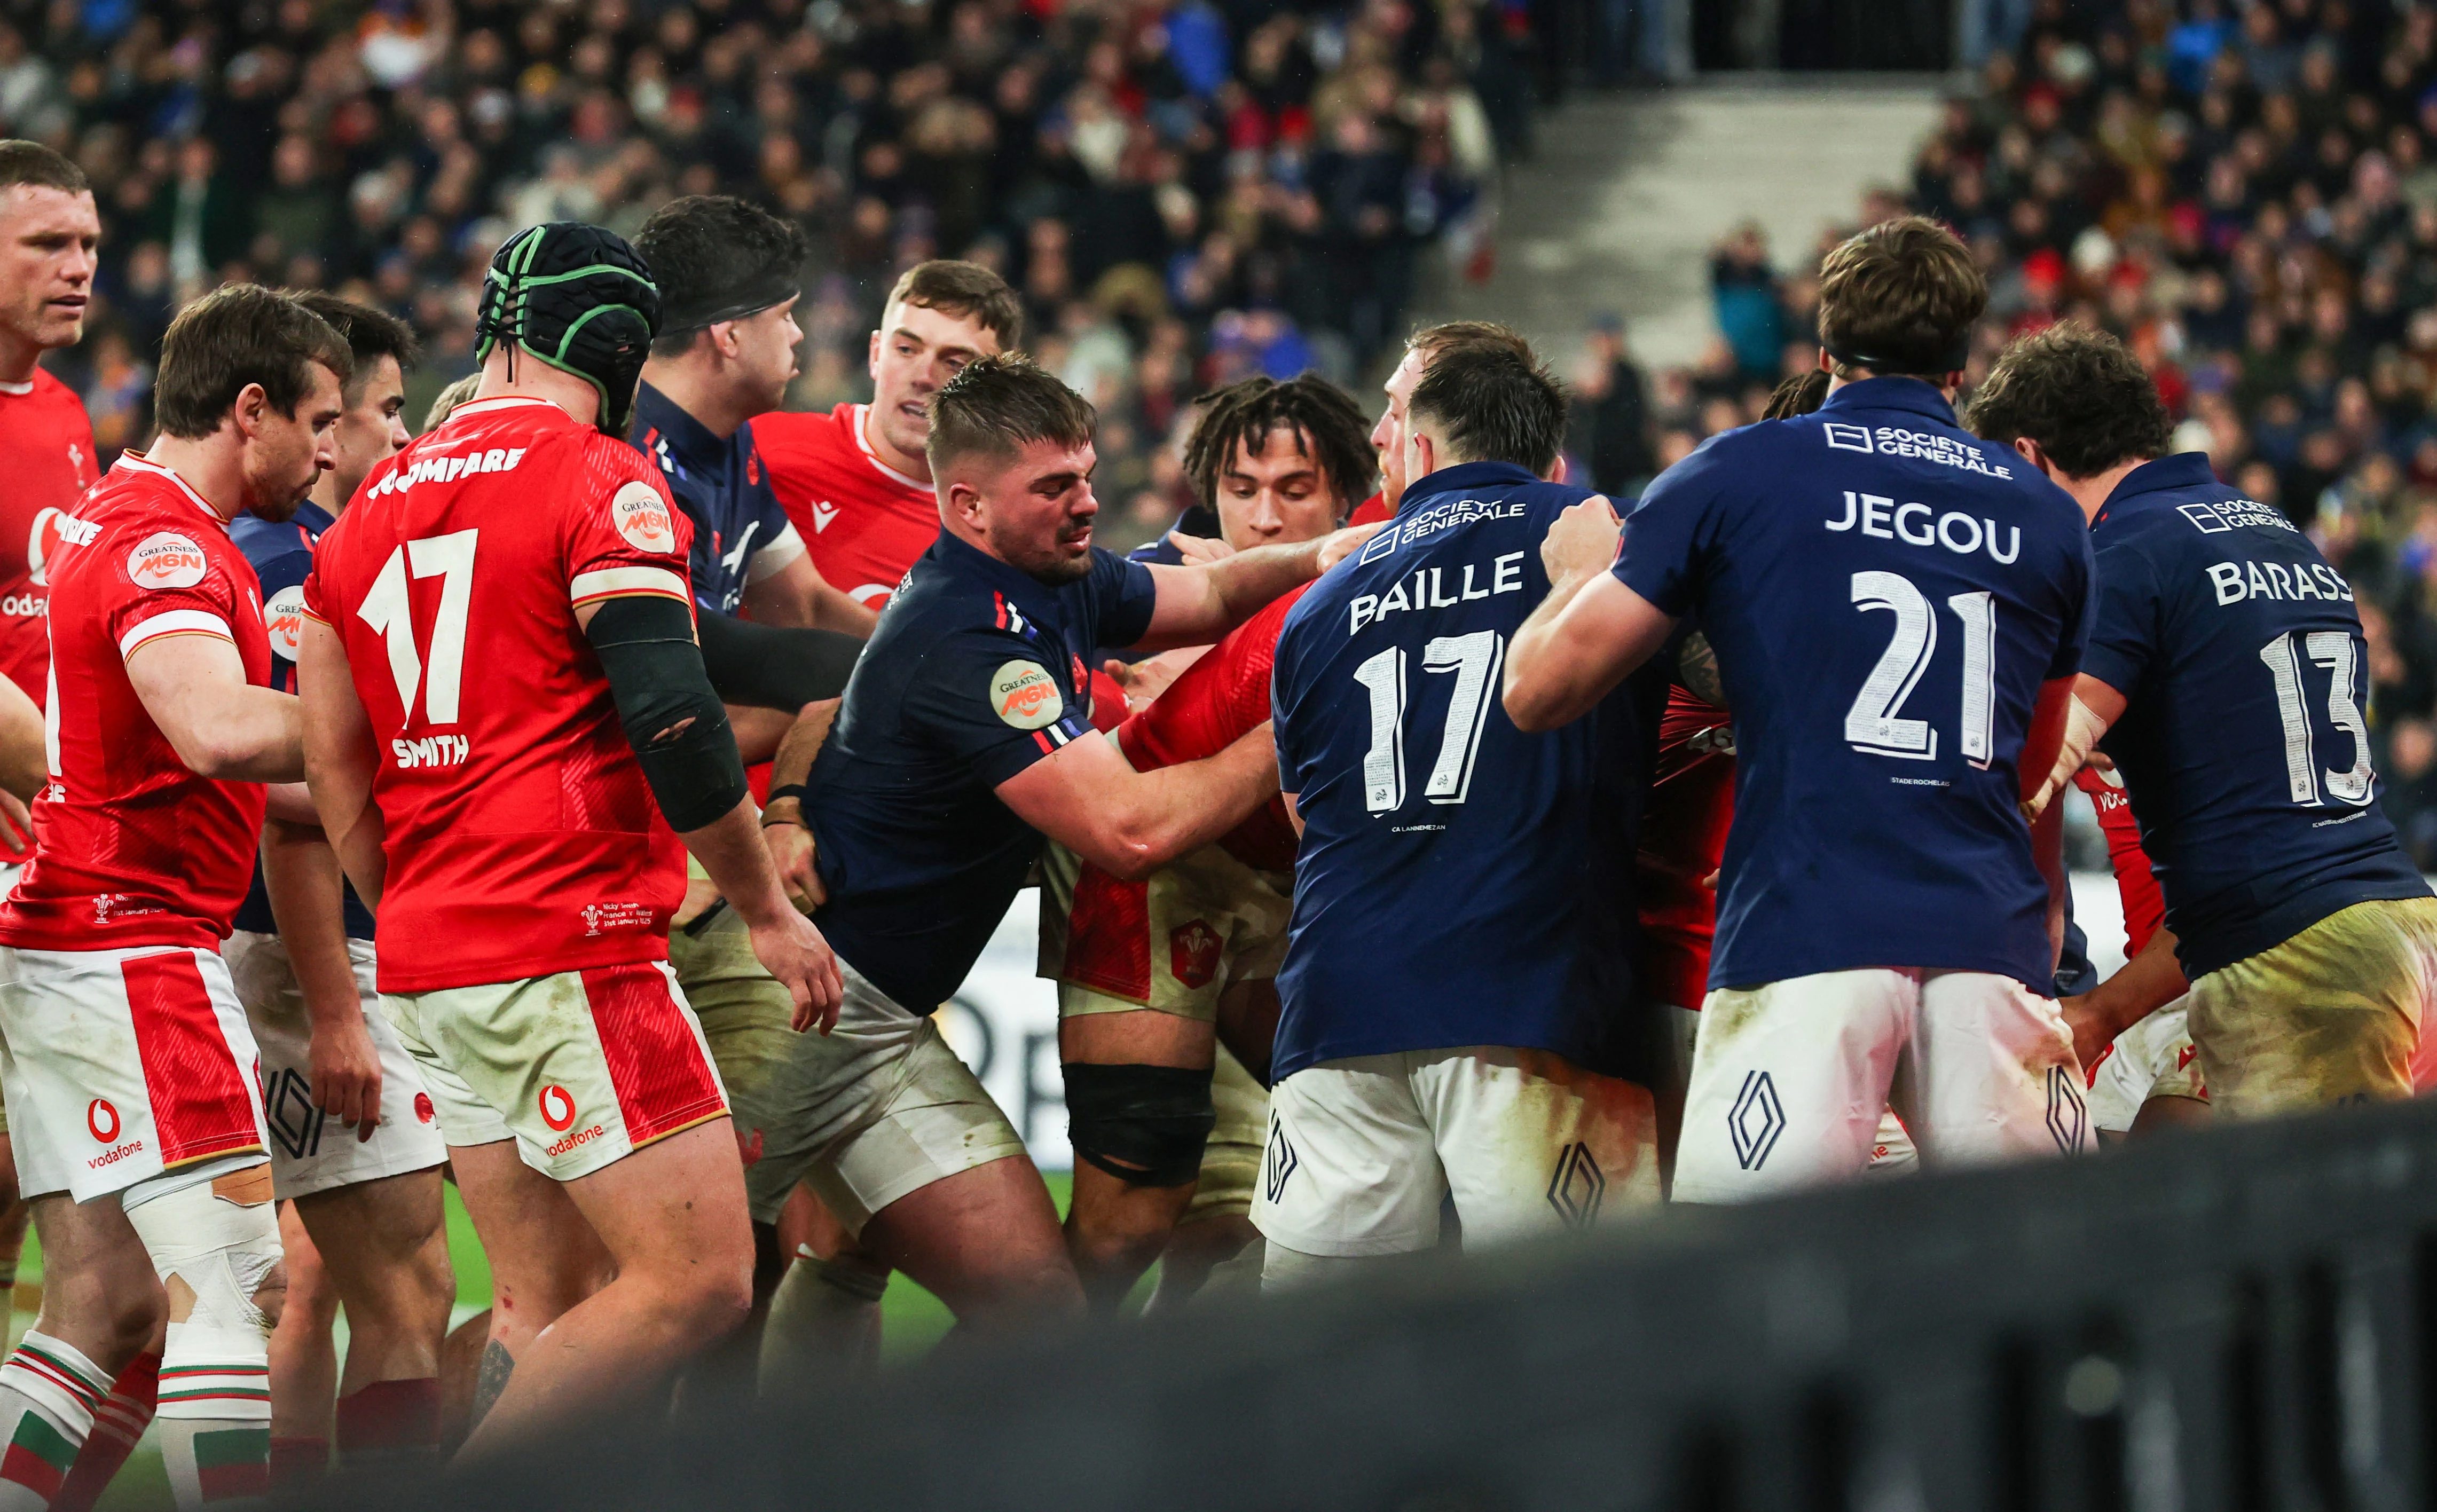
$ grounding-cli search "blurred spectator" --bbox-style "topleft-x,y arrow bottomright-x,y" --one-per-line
1710,220 -> 1782,379
1565,312 -> 1654,494
13,0 -> 1535,546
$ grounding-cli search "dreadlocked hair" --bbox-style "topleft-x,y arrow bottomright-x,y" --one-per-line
1180,373 -> 1377,520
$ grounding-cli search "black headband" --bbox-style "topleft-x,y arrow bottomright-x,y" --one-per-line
1821,336 -> 1971,376
658,271 -> 801,338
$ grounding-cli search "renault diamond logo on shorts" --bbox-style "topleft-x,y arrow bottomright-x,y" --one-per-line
2045,1066 -> 2088,1154
1545,1141 -> 1605,1228
1728,1070 -> 1786,1170
1261,1112 -> 1298,1203
86,1098 -> 119,1144
264,1068 -> 325,1161
539,1084 -> 578,1132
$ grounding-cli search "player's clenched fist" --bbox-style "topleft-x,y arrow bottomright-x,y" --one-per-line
750,907 -> 845,1034
764,816 -> 827,912
310,1012 -> 384,1143
1540,495 -> 1622,584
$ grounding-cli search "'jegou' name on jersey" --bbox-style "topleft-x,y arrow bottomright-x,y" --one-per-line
2080,453 -> 2427,979
1270,460 -> 1662,1085
1613,377 -> 2095,994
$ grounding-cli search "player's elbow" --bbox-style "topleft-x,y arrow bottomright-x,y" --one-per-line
1501,672 -> 1566,734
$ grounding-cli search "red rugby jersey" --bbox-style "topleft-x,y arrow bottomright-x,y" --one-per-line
1634,685 -> 1736,1010
305,397 -> 695,993
0,453 -> 271,950
756,403 -> 939,613
0,367 -> 100,704
2072,763 -> 2165,959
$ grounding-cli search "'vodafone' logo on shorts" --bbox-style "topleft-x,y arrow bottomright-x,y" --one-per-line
539,1084 -> 578,1131
414,1092 -> 436,1125
87,1098 -> 120,1143
127,531 -> 208,590
610,481 -> 677,554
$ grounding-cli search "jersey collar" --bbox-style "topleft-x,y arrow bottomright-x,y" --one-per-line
851,404 -> 932,492
112,450 -> 235,530
2093,452 -> 2219,527
1398,460 -> 1540,513
631,382 -> 728,479
1817,375 -> 1958,424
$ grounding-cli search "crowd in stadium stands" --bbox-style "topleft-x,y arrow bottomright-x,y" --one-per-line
0,0 -> 1537,541
1539,1 -> 2437,869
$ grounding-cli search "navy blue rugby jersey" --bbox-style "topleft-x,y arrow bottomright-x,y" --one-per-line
228,502 -> 375,940
630,382 -> 801,616
1270,460 -> 1662,1083
2080,453 -> 2426,978
1614,376 -> 2094,993
806,530 -> 1157,1010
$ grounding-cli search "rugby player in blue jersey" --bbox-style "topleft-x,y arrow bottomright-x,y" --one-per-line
1257,335 -> 1666,1286
1504,217 -> 2095,1201
1967,323 -> 2437,1118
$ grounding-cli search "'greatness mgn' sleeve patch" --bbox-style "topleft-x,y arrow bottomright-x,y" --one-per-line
991,659 -> 1064,729
611,479 -> 678,554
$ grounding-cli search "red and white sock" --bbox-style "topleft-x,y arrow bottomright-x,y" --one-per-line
46,1351 -> 156,1512
0,1333 -> 111,1511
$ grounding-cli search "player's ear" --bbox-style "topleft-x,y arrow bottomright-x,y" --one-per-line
867,327 -> 883,377
2010,436 -> 2047,475
231,381 -> 269,439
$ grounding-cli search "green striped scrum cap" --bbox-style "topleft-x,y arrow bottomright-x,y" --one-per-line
475,221 -> 662,435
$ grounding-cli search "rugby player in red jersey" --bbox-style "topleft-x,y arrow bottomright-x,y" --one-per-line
756,261 -> 1019,616
0,140 -> 101,1411
0,285 -> 347,1512
2065,761 -> 2206,1141
300,225 -> 838,1455
1037,374 -> 1376,1311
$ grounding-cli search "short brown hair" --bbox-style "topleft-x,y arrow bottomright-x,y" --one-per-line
926,354 -> 1094,476
1407,338 -> 1568,476
1409,319 -> 1531,363
1963,322 -> 2173,479
286,291 -> 419,405
1816,215 -> 1986,380
1181,374 -> 1376,518
887,260 -> 1023,351
0,140 -> 85,196
153,285 -> 352,439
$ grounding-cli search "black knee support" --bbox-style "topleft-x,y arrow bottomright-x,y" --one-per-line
1063,1062 -> 1216,1188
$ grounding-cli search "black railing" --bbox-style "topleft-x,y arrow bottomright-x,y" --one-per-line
337,1094 -> 2437,1511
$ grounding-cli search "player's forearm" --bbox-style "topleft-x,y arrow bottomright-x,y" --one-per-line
1138,539 -> 1325,651
2082,927 -> 2186,1043
2032,797 -> 2067,971
0,672 -> 44,800
681,793 -> 798,927
261,819 -> 363,1028
303,743 -> 386,907
1504,569 -> 1613,733
759,698 -> 841,828
1092,724 -> 1278,879
182,688 -> 308,783
264,781 -> 322,826
812,584 -> 878,636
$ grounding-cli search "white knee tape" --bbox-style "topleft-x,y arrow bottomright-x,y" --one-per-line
123,1180 -> 280,1421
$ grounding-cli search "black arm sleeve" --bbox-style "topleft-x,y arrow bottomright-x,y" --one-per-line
584,595 -> 749,833
695,610 -> 863,708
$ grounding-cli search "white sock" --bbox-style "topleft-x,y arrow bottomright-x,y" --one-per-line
758,1249 -> 886,1397
0,1332 -> 110,1510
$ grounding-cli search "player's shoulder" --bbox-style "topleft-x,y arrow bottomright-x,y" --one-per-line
226,510 -> 313,572
752,403 -> 856,464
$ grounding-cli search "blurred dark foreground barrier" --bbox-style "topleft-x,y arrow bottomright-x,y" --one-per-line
330,1096 -> 2437,1511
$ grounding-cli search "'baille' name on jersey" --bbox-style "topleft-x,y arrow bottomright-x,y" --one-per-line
1345,493 -> 1531,633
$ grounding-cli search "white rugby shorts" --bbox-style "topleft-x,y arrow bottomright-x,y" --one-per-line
222,930 -> 446,1200
1673,967 -> 2087,1204
0,944 -> 270,1202
1252,1045 -> 1660,1258
2084,1000 -> 2205,1136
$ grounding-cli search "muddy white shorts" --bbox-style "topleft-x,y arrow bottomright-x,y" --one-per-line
383,959 -> 728,1183
741,960 -> 1028,1235
221,931 -> 445,1201
0,944 -> 269,1203
1673,967 -> 2087,1205
2084,1001 -> 2205,1136
1251,1044 -> 1661,1258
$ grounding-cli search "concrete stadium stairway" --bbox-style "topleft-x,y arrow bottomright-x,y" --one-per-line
1408,82 -> 1947,371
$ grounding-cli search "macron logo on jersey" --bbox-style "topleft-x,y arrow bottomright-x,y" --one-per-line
367,447 -> 526,499
812,499 -> 839,533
